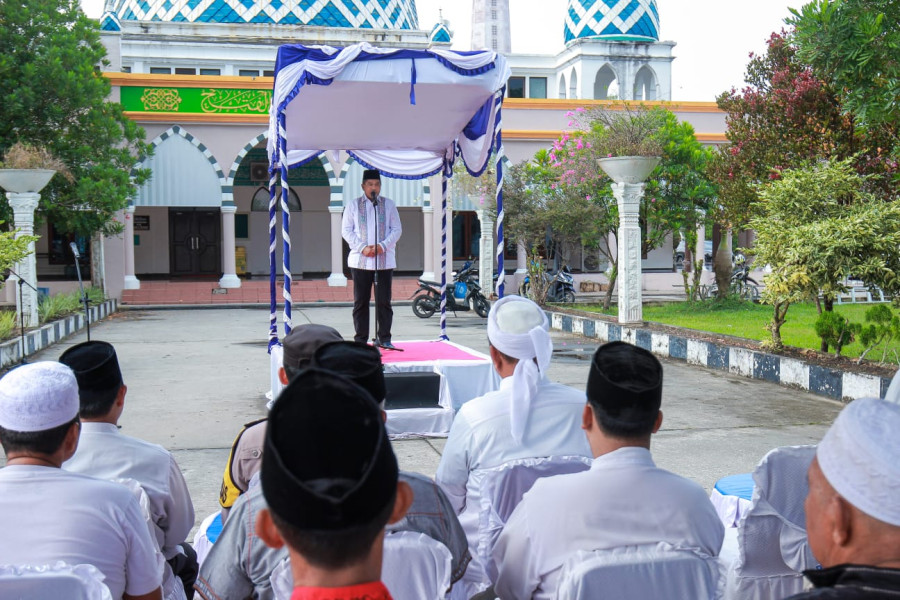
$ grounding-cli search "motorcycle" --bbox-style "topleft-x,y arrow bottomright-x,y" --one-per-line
706,253 -> 759,301
411,261 -> 490,319
519,264 -> 576,303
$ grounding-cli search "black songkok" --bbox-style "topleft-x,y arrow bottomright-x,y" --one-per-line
262,368 -> 398,531
58,340 -> 124,402
586,341 -> 663,429
282,324 -> 343,371
311,341 -> 386,403
362,169 -> 381,182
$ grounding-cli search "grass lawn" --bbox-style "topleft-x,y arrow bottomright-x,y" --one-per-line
578,299 -> 900,362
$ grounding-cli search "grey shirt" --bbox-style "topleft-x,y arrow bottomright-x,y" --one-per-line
195,471 -> 471,600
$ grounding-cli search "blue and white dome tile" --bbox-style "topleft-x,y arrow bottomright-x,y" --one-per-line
105,0 -> 419,28
565,0 -> 660,44
429,21 -> 452,43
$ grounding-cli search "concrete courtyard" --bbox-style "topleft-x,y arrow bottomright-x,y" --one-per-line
24,305 -> 843,535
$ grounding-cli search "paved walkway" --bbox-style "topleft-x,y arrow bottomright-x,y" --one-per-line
21,306 -> 842,536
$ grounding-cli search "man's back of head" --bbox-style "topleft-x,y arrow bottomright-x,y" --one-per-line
585,341 -> 663,450
257,369 -> 410,593
280,324 -> 343,381
58,340 -> 124,420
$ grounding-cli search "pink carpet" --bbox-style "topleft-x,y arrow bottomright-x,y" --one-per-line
378,341 -> 485,364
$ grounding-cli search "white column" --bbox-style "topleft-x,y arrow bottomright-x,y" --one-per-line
123,205 -> 140,290
515,241 -> 527,274
8,192 -> 40,328
219,205 -> 241,288
421,206 -> 435,281
327,206 -> 348,286
475,209 -> 494,297
612,182 -> 644,324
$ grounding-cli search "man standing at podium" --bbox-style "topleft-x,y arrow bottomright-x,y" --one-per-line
342,169 -> 402,349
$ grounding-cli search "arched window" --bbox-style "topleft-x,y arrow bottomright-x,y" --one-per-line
569,68 -> 578,100
251,186 -> 301,212
593,65 -> 618,100
633,66 -> 658,101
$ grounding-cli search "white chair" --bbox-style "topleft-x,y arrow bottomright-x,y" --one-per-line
0,562 -> 113,600
270,530 -> 453,600
475,455 -> 592,585
192,511 -> 222,567
555,542 -> 724,600
724,445 -> 818,600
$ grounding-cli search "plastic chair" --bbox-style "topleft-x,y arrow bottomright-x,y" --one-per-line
724,445 -> 818,600
555,542 -> 723,600
474,455 -> 592,585
270,531 -> 453,600
0,562 -> 113,600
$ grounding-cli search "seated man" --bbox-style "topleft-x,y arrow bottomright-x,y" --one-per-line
494,341 -> 725,600
435,295 -> 592,594
788,396 -> 900,598
195,342 -> 470,600
0,362 -> 163,600
59,340 -> 197,598
255,368 -> 412,598
218,324 -> 342,521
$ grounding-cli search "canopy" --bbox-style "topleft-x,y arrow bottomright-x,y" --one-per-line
266,42 -> 510,345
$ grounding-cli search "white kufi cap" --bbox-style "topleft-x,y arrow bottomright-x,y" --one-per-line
0,362 -> 79,432
817,397 -> 900,526
487,296 -> 552,443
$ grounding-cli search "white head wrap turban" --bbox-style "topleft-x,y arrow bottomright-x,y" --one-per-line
487,295 -> 552,443
0,362 -> 79,432
817,397 -> 900,526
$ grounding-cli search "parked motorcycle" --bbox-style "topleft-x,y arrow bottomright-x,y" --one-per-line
412,261 -> 490,319
707,253 -> 759,301
519,264 -> 576,303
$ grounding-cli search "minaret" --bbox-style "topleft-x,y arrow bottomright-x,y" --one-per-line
470,0 -> 511,53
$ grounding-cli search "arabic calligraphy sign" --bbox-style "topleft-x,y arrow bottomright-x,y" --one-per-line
121,87 -> 273,115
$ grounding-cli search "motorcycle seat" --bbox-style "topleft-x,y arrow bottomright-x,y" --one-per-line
418,279 -> 444,287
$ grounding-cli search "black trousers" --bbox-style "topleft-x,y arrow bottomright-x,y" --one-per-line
351,268 -> 393,343
168,542 -> 199,599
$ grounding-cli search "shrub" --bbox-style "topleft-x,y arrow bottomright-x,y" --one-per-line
814,311 -> 858,357
38,287 -> 105,323
0,310 -> 17,340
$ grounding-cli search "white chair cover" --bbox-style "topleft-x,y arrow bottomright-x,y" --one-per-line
475,455 -> 592,585
115,478 -> 186,600
724,445 -> 818,600
710,487 -> 753,529
555,542 -> 724,600
192,511 -> 220,567
270,531 -> 453,600
0,562 -> 113,600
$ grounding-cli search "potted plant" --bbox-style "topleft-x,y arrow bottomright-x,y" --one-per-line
0,142 -> 71,194
592,104 -> 664,183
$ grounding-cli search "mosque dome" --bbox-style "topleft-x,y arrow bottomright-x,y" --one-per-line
104,0 -> 419,28
564,0 -> 660,45
429,19 -> 452,44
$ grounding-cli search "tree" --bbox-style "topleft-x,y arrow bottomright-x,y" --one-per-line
0,0 -> 150,239
749,158 -> 900,350
789,0 -> 900,131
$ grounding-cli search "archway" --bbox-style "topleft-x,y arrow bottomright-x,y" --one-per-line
633,65 -> 658,101
558,74 -> 567,99
569,68 -> 578,100
593,65 -> 619,100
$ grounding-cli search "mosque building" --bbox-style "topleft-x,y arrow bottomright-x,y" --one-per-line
36,0 -> 725,299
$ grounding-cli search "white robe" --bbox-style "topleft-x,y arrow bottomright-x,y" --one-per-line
435,376 -> 591,593
493,446 -> 725,600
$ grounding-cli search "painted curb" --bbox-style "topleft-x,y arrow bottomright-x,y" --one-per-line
0,299 -> 119,369
549,311 -> 892,402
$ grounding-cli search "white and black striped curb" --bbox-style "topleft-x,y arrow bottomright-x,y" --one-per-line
0,300 -> 119,369
549,311 -> 892,402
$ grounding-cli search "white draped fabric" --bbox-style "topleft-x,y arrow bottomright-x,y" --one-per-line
0,562 -> 113,600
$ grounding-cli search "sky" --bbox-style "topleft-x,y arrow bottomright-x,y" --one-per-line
79,0 -> 801,102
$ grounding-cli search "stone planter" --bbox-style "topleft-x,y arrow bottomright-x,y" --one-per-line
596,156 -> 660,324
0,169 -> 56,194
597,156 -> 660,184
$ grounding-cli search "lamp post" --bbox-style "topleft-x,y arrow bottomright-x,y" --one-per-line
596,156 -> 659,325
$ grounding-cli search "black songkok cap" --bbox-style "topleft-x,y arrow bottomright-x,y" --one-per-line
262,368 -> 398,531
282,324 -> 343,371
311,341 -> 386,403
586,341 -> 663,429
58,340 -> 124,402
362,169 -> 381,182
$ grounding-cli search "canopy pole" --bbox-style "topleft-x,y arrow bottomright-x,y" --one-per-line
495,93 -> 506,298
267,169 -> 278,351
279,114 -> 293,335
439,157 -> 450,340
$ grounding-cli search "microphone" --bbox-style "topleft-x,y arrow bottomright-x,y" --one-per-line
369,191 -> 379,206
70,242 -> 81,259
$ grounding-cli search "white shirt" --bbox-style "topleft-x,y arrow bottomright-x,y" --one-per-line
493,447 -> 726,600
63,422 -> 195,560
341,195 -> 402,270
0,465 -> 163,600
435,377 -> 591,591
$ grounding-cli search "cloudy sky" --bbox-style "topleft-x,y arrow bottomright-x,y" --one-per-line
80,0 -> 801,102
